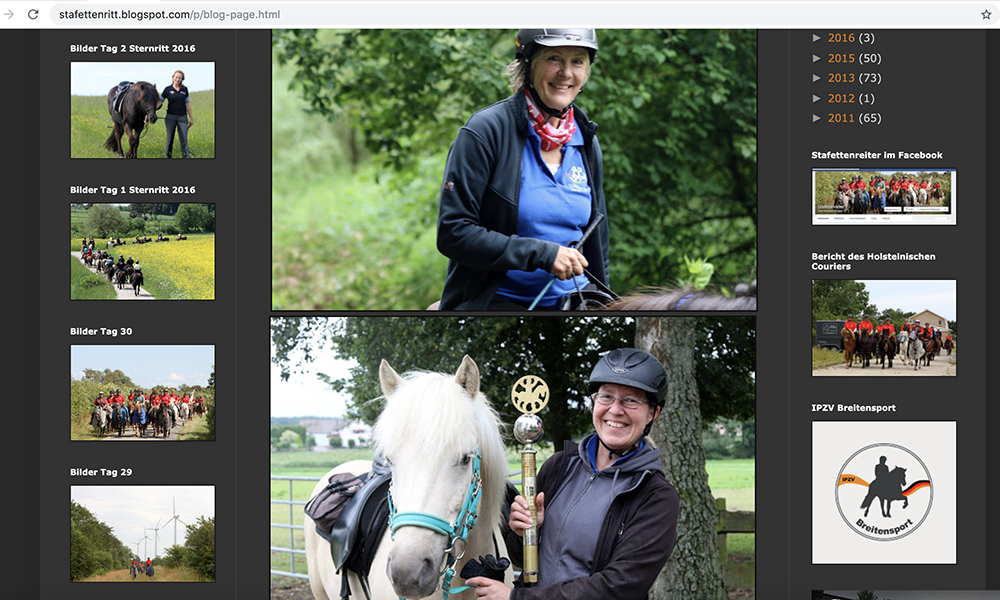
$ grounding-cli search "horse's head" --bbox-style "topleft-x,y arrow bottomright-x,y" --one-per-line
891,466 -> 907,487
375,356 -> 507,599
137,82 -> 159,123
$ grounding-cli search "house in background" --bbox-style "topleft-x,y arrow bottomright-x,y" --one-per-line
300,417 -> 371,450
906,309 -> 951,334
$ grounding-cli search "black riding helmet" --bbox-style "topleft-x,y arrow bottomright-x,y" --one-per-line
588,348 -> 667,447
587,348 -> 668,408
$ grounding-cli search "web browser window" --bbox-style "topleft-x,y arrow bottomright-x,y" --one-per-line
6,2 -> 995,599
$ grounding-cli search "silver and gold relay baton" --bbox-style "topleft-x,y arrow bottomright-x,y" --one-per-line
510,375 -> 549,583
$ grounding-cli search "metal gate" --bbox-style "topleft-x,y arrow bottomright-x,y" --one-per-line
270,475 -> 320,579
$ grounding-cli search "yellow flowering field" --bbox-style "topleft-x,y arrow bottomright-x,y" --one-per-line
76,234 -> 215,299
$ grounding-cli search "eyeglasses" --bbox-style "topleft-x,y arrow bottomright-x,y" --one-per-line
591,392 -> 648,410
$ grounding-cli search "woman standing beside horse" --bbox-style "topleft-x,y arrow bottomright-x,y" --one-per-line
436,29 -> 610,310
470,348 -> 679,600
161,70 -> 195,158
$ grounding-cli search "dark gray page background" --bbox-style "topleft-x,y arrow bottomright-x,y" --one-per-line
10,27 -> 995,600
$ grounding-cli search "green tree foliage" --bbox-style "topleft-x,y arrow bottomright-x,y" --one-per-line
70,500 -> 133,581
71,369 -> 141,425
85,204 -> 130,239
272,29 -> 756,307
702,418 -> 755,459
277,428 -> 300,449
161,544 -> 187,568
175,203 -> 210,232
811,280 -> 875,344
272,426 -> 306,451
129,203 -> 158,219
271,316 -> 755,447
184,516 -> 216,581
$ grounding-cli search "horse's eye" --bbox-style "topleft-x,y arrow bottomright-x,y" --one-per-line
460,453 -> 472,466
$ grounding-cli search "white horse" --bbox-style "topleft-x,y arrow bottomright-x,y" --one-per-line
90,405 -> 110,436
305,356 -> 513,600
896,332 -> 910,365
907,335 -> 926,369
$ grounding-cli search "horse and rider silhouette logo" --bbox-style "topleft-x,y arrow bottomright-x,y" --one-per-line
835,442 -> 933,541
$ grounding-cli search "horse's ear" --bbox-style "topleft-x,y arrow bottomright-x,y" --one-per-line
379,359 -> 404,397
454,355 -> 480,399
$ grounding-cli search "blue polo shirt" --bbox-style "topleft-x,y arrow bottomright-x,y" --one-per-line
495,125 -> 592,307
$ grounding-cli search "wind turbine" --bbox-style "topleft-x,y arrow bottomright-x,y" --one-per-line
161,496 -> 189,547
145,519 -> 164,558
140,531 -> 152,560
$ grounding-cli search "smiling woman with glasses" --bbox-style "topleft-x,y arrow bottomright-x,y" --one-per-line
471,348 -> 680,600
591,391 -> 647,410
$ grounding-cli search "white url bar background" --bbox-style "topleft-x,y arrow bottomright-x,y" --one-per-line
2,2 -> 997,29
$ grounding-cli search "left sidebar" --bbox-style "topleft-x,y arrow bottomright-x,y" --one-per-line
39,30 -> 236,597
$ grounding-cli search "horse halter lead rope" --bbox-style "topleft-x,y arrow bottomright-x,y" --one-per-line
387,447 -> 484,600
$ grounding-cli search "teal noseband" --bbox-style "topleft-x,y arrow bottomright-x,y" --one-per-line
387,447 -> 483,599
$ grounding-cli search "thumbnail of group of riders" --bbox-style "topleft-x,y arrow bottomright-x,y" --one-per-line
814,170 -> 953,215
90,388 -> 209,439
839,316 -> 954,371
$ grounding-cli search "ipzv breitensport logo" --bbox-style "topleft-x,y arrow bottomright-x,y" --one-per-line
568,166 -> 587,185
835,442 -> 933,541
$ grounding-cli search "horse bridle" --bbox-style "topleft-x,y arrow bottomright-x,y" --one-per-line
386,447 -> 483,600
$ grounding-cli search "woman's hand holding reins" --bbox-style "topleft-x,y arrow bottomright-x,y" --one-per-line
550,246 -> 587,280
509,492 -> 545,536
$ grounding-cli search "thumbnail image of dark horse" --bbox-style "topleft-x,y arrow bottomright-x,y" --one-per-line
861,464 -> 909,518
876,330 -> 895,369
104,82 -> 159,158
854,330 -> 876,368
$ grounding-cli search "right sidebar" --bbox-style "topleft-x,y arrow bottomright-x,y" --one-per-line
787,30 -> 988,594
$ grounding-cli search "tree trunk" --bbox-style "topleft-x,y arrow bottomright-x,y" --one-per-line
637,317 -> 728,600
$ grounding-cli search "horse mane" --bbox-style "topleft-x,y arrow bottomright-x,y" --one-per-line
606,287 -> 757,311
371,369 -> 509,530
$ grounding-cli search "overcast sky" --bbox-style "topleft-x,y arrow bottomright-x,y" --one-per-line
71,345 -> 214,389
856,280 -> 956,322
71,486 -> 215,559
71,62 -> 215,96
270,321 -> 356,419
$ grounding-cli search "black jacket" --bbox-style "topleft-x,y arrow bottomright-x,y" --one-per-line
505,439 -> 679,600
436,92 -> 609,310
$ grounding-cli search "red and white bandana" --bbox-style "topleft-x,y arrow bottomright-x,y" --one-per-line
524,88 -> 576,152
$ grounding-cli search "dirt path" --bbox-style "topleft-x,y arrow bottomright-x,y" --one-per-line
101,415 -> 199,441
72,251 -> 154,299
813,353 -> 956,376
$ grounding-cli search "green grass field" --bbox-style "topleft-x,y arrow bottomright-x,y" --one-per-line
812,346 -> 844,370
70,256 -> 116,300
70,90 -> 216,159
270,450 -> 755,577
